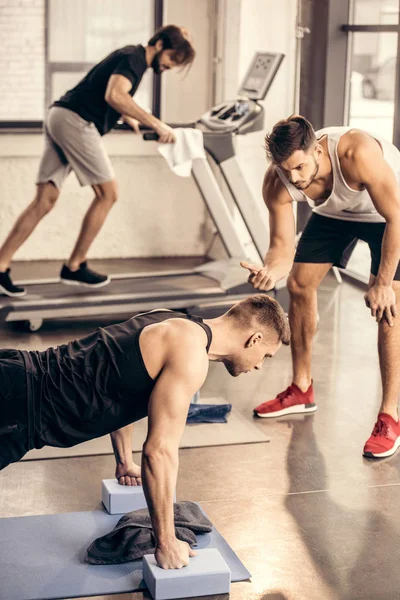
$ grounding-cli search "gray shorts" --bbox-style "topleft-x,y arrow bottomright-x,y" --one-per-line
36,106 -> 115,190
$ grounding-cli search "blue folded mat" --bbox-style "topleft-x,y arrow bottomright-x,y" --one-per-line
186,402 -> 232,423
0,507 -> 250,600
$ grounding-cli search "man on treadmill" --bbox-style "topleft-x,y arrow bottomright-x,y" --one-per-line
0,295 -> 290,569
0,25 -> 195,297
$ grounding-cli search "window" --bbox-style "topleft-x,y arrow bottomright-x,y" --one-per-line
341,0 -> 400,282
47,0 -> 154,112
351,0 -> 399,24
348,31 -> 397,141
0,0 -> 159,127
343,0 -> 400,143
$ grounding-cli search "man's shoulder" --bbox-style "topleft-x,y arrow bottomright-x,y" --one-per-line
164,317 -> 208,344
158,319 -> 209,381
263,164 -> 280,189
337,129 -> 378,160
117,45 -> 146,61
263,165 -> 292,205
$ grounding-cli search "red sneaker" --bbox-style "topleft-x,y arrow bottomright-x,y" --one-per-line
363,413 -> 400,458
254,383 -> 317,418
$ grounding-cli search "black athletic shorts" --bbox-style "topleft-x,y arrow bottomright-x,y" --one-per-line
294,213 -> 400,280
0,349 -> 30,471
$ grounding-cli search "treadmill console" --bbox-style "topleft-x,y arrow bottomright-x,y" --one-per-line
237,52 -> 285,100
199,51 -> 284,134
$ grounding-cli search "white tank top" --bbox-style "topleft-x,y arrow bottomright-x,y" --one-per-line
276,126 -> 400,223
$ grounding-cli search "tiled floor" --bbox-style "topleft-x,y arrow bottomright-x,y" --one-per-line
1,269 -> 399,600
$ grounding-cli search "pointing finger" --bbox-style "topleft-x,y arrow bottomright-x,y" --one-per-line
240,260 -> 262,273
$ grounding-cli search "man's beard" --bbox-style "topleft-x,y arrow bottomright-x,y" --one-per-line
223,359 -> 241,377
292,158 -> 319,190
151,52 -> 162,74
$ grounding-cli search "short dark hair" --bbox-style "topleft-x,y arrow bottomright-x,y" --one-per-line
148,25 -> 195,68
264,115 -> 316,164
227,294 -> 290,346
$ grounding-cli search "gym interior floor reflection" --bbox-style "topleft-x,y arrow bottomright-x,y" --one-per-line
1,271 -> 399,600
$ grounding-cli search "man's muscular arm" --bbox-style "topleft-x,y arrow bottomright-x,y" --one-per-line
110,424 -> 142,485
105,74 -> 175,143
342,131 -> 400,324
142,324 -> 208,569
241,166 -> 296,290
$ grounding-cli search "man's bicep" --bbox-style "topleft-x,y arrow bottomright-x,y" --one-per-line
146,360 -> 207,446
354,149 -> 400,218
106,73 -> 135,98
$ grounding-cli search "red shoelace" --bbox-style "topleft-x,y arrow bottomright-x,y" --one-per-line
372,419 -> 389,437
277,388 -> 294,405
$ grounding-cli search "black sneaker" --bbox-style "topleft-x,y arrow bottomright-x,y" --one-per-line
0,269 -> 26,297
60,262 -> 110,288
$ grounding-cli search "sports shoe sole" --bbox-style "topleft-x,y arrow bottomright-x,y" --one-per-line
254,403 -> 318,418
60,277 -> 111,289
0,284 -> 27,298
363,435 -> 400,458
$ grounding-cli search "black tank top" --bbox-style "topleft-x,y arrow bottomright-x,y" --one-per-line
21,310 -> 212,449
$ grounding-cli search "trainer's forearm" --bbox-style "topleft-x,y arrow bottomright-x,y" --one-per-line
106,93 -> 161,130
110,424 -> 134,466
141,448 -> 178,545
376,219 -> 400,286
264,246 -> 295,279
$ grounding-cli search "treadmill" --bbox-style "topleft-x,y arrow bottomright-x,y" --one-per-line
0,52 -> 284,331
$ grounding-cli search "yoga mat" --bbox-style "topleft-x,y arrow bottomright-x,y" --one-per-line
0,508 -> 250,600
23,399 -> 269,461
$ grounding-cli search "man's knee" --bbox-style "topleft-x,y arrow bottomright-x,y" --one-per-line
287,269 -> 318,297
287,263 -> 330,297
93,180 -> 118,205
35,182 -> 60,214
287,272 -> 310,296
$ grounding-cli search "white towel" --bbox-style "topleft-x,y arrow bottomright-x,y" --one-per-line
157,128 -> 206,177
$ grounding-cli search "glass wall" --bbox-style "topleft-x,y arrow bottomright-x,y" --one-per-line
344,0 -> 400,282
351,0 -> 399,24
348,31 -> 397,141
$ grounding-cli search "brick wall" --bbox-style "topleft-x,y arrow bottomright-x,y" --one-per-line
0,0 -> 45,120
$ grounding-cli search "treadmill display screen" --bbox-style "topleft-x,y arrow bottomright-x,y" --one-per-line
238,52 -> 285,101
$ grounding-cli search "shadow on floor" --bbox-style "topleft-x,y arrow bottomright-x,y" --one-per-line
284,416 -> 400,599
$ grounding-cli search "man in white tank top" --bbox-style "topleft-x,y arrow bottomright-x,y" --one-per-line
241,115 -> 400,458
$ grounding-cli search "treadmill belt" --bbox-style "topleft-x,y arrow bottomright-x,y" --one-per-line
0,274 -> 227,321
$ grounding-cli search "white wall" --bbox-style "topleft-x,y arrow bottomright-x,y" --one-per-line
161,0 -> 213,122
0,134 -> 214,260
0,0 -> 45,120
221,0 -> 298,242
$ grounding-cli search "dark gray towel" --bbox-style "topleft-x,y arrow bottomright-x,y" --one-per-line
85,501 -> 213,565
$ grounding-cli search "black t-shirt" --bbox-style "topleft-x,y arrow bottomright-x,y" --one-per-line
21,311 -> 212,450
53,45 -> 148,135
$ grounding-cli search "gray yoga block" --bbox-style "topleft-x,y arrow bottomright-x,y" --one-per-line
102,479 -> 147,514
142,548 -> 231,600
102,479 -> 176,514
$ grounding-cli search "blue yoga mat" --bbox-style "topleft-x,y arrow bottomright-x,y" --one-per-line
0,508 -> 250,600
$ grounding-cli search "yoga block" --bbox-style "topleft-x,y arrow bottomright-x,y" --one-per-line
102,479 -> 176,514
102,479 -> 147,514
143,548 -> 231,600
